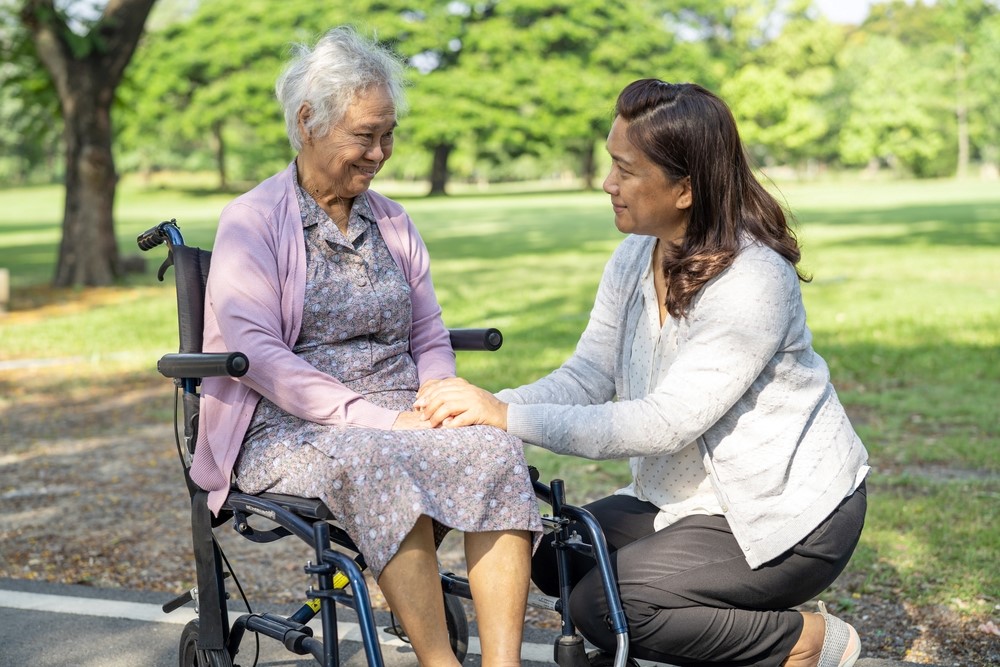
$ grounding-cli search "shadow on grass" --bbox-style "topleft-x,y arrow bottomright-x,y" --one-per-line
797,201 -> 1000,247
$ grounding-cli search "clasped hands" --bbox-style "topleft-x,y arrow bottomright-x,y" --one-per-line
391,378 -> 508,431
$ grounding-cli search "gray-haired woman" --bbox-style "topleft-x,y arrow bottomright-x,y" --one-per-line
191,26 -> 542,667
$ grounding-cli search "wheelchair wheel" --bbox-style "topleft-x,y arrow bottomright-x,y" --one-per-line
179,619 -> 234,667
443,591 -> 469,663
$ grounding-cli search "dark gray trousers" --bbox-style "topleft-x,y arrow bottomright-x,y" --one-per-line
531,482 -> 866,667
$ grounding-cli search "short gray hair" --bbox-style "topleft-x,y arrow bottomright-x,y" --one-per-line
276,26 -> 408,151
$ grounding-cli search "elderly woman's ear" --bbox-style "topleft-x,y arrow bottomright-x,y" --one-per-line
297,104 -> 313,142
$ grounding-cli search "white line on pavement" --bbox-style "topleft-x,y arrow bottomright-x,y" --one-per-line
0,589 -> 554,662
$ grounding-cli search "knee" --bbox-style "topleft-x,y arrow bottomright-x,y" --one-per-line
567,573 -> 617,652
570,579 -> 671,653
617,587 -> 662,635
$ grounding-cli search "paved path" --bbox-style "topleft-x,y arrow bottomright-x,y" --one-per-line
0,578 -> 940,667
0,577 -> 554,667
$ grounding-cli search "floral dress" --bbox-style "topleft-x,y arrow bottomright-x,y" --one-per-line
234,180 -> 541,578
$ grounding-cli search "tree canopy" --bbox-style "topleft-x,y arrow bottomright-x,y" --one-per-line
112,0 -> 999,191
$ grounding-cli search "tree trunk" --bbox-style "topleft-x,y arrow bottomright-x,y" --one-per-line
954,42 -> 969,180
213,121 -> 227,191
428,143 -> 453,196
578,140 -> 597,190
22,0 -> 157,287
54,89 -> 120,286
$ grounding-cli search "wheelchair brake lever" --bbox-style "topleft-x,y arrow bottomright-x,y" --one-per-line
161,572 -> 230,614
156,252 -> 174,282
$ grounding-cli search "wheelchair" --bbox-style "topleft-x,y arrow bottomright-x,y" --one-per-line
137,219 -> 632,667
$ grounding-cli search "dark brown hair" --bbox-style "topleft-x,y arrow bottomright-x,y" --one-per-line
614,78 -> 807,318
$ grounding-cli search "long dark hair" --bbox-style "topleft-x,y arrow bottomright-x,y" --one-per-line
614,79 -> 808,318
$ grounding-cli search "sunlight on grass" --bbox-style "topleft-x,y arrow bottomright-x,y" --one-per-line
1,176 -> 998,614
860,476 -> 999,612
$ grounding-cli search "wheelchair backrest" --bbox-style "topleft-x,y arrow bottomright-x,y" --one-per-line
170,245 -> 212,355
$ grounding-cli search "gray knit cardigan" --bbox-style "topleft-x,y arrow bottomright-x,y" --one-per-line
499,234 -> 869,569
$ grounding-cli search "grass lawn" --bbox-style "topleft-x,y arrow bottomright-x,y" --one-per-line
1,175 -> 997,619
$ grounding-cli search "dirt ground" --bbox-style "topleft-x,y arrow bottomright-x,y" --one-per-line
1,364 -> 997,666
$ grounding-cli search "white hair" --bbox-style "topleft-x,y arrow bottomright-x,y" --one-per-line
275,26 -> 408,151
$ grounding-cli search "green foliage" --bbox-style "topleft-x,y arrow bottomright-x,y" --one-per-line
835,33 -> 955,176
0,2 -> 62,184
968,12 -> 1000,164
118,0 -> 306,186
10,0 -> 1000,189
722,9 -> 844,166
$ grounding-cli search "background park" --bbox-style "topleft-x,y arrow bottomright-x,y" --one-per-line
0,0 -> 998,665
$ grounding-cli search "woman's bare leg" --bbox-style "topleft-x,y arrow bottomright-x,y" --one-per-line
465,530 -> 532,667
378,515 -> 462,667
782,612 -> 824,666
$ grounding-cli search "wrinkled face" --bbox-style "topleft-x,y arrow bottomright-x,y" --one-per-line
602,117 -> 691,243
298,85 -> 397,199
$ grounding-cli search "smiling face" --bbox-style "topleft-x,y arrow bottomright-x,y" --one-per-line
297,84 -> 397,201
602,116 -> 691,244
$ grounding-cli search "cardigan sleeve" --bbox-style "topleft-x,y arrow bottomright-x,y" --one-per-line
207,200 -> 398,430
504,247 -> 798,460
398,212 -> 455,384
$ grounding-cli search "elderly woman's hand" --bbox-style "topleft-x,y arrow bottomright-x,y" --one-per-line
391,410 -> 434,430
414,377 -> 509,430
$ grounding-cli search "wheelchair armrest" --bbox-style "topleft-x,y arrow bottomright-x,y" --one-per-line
250,491 -> 336,521
449,328 -> 502,351
158,352 -> 249,379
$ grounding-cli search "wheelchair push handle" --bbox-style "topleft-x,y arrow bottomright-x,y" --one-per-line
449,328 -> 503,352
158,352 -> 249,379
136,219 -> 183,251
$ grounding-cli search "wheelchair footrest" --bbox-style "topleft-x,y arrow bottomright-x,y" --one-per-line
240,613 -> 315,654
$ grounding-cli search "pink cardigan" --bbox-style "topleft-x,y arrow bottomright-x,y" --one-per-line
189,163 -> 456,514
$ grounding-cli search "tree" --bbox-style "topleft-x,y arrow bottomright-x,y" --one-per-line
835,33 -> 952,176
863,0 -> 1000,177
0,1 -> 62,185
120,0 -> 324,190
370,0 -> 505,195
967,11 -> 1000,174
934,0 -> 1000,178
472,0 -> 689,190
721,1 -> 844,171
20,0 -> 156,287
120,0 -> 501,195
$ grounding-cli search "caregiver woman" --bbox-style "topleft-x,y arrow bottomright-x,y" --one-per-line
417,78 -> 869,667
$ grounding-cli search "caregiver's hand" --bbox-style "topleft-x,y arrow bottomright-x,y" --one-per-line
414,377 -> 509,430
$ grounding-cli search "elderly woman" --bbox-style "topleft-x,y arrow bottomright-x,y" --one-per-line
418,79 -> 869,667
189,27 -> 541,667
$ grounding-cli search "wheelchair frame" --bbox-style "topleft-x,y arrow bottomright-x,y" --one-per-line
138,219 -> 631,667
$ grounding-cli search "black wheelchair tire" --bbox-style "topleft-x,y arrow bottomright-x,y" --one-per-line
179,619 -> 235,667
443,591 -> 470,663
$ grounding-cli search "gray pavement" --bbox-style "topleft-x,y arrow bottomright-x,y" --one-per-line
0,577 -> 554,667
0,578 -> 940,667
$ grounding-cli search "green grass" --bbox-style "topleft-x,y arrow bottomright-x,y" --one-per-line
1,175 -> 997,615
